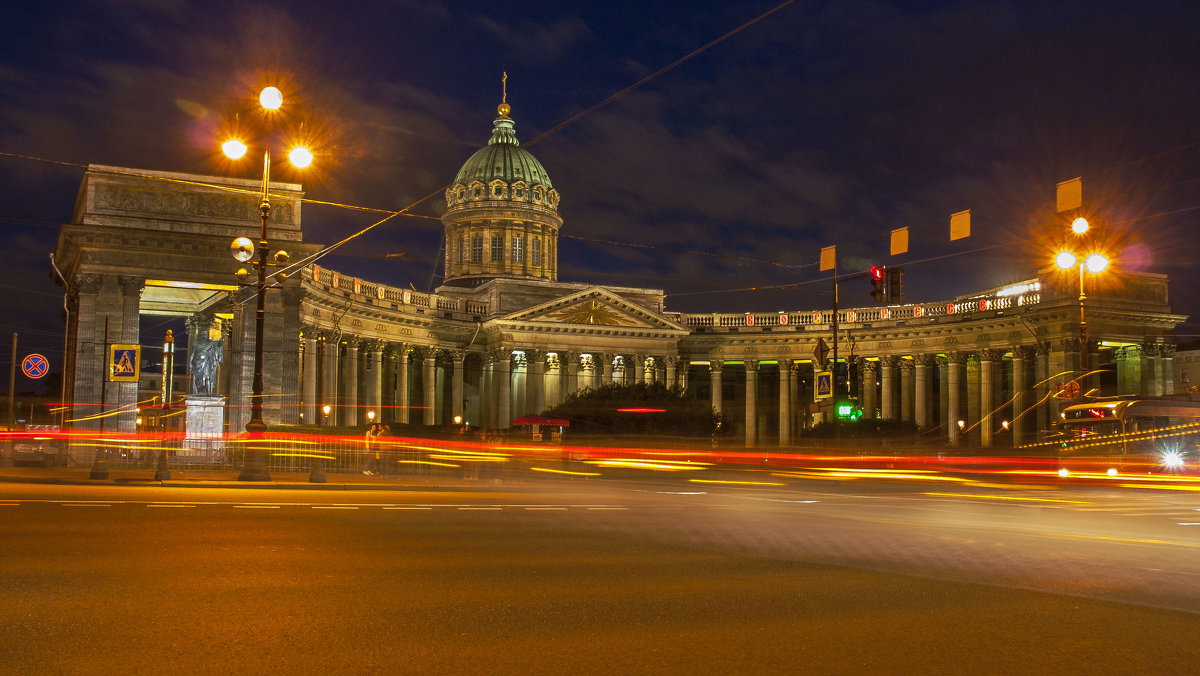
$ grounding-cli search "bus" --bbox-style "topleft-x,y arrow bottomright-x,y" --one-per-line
1054,396 -> 1200,476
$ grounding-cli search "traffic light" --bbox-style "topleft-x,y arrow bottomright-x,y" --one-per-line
870,266 -> 887,303
887,267 -> 904,301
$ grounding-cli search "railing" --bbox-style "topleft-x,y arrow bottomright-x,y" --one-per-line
680,291 -> 1041,328
305,264 -> 486,314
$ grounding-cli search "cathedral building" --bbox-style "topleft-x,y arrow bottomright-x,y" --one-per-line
53,98 -> 1186,449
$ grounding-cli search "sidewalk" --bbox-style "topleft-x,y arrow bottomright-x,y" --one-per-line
0,465 -> 516,491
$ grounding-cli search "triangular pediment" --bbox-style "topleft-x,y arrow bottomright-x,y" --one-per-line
499,287 -> 688,332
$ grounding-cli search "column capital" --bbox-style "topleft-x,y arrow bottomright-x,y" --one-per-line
342,336 -> 362,350
945,351 -> 968,364
524,348 -> 546,363
1013,345 -> 1036,361
665,355 -> 683,368
362,338 -> 386,354
447,348 -> 466,363
710,359 -> 724,372
980,348 -> 1005,362
488,348 -> 513,365
117,275 -> 145,297
744,360 -> 759,372
880,354 -> 900,368
899,358 -> 914,374
74,273 -> 102,294
913,353 -> 936,367
385,342 -> 409,358
864,359 -> 878,374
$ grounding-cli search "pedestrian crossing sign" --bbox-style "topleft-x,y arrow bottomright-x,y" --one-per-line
109,344 -> 141,382
815,370 -> 833,400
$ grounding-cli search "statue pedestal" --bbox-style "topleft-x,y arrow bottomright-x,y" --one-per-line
183,396 -> 226,464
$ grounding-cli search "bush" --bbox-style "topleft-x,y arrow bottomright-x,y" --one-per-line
541,382 -> 726,436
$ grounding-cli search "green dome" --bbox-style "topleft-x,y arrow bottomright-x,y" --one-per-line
453,114 -> 554,190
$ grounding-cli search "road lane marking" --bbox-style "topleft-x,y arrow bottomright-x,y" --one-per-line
1177,522 -> 1200,526
383,506 -> 431,510
458,507 -> 502,510
524,507 -> 567,510
147,504 -> 195,508
312,506 -> 359,510
62,503 -> 110,507
0,503 -> 18,506
234,505 -> 280,509
587,507 -> 627,511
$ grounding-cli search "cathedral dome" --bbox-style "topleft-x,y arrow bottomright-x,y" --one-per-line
441,99 -> 564,287
445,105 -> 559,212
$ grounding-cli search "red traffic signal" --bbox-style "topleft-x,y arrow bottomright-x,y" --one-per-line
870,266 -> 887,302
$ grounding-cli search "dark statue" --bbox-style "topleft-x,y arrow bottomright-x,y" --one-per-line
190,325 -> 224,395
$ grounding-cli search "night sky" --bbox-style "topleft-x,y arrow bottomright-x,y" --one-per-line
2,0 -> 1199,385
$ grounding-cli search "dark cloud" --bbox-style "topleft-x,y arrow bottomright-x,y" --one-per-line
2,0 -> 1199,355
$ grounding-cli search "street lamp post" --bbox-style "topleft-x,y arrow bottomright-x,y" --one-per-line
223,86 -> 312,482
1055,249 -> 1108,379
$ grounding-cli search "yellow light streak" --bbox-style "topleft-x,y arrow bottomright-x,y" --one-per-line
530,467 -> 602,477
687,479 -> 786,486
270,452 -> 335,460
922,492 -> 1091,504
1116,483 -> 1200,492
395,460 -> 460,468
428,454 -> 508,463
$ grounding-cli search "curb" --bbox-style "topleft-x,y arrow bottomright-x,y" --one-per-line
0,473 -> 518,492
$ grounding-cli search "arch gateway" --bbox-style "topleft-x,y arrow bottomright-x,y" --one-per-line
53,104 -> 1186,448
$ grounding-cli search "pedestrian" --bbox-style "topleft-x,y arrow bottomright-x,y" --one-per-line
363,423 -> 382,475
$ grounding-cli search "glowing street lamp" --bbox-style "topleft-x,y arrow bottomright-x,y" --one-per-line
1056,247 -> 1109,379
222,85 -> 314,482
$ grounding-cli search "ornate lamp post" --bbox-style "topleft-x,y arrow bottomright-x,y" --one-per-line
223,86 -> 313,481
1055,246 -> 1109,377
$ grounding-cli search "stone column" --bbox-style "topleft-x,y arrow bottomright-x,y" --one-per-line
600,353 -> 614,385
279,286 -> 304,425
880,355 -> 898,420
863,360 -> 878,419
710,360 -> 724,415
665,356 -> 678,389
778,359 -> 792,446
913,355 -> 933,430
422,349 -> 437,426
679,360 -> 690,393
899,358 -> 913,423
947,352 -> 964,445
1035,341 -> 1050,438
790,363 -> 803,433
494,349 -> 512,427
526,349 -> 546,416
633,355 -> 646,384
302,328 -> 318,424
1163,345 -> 1176,395
395,344 -> 410,425
564,352 -> 580,399
966,353 -> 981,446
343,339 -> 360,427
321,335 -> 338,426
450,350 -> 465,423
366,340 -> 383,423
980,349 -> 1000,448
1011,346 -> 1032,446
744,360 -> 758,447
1145,343 -> 1163,397
115,276 -> 144,432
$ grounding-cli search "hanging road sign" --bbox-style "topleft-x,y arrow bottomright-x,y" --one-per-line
815,371 -> 833,400
21,353 -> 48,379
109,344 -> 141,382
813,338 -> 829,366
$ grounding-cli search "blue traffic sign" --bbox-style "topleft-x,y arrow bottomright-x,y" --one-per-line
22,353 -> 49,379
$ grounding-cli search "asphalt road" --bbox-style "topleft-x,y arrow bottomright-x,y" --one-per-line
3,476 -> 1200,674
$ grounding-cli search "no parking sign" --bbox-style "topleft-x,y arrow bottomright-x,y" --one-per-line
21,353 -> 48,379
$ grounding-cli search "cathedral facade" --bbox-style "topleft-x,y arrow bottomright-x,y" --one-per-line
54,101 -> 1186,448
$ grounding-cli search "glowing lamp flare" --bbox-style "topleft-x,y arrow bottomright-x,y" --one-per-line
222,139 -> 248,159
1071,217 -> 1089,234
259,86 -> 283,110
288,146 -> 314,168
1085,253 -> 1109,273
1055,251 -> 1077,270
